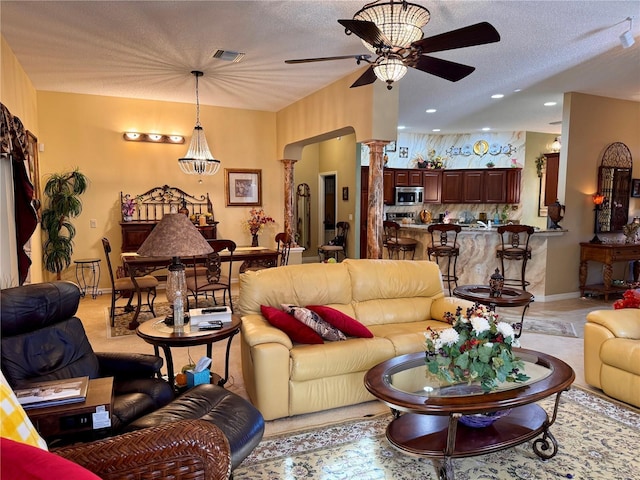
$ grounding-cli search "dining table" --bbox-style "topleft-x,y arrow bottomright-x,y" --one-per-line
121,246 -> 279,329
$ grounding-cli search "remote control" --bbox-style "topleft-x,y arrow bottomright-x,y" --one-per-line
199,323 -> 223,331
201,307 -> 227,313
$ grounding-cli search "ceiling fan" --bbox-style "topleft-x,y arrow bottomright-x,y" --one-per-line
285,1 -> 500,90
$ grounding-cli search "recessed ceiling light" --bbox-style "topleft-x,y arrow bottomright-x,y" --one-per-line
491,94 -> 504,99
481,127 -> 491,131
397,125 -> 406,130
544,101 -> 557,107
425,108 -> 437,113
513,88 -> 522,92
432,129 -> 441,132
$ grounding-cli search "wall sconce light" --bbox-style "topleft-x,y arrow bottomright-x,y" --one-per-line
123,132 -> 185,144
620,17 -> 635,49
550,137 -> 561,152
590,193 -> 606,244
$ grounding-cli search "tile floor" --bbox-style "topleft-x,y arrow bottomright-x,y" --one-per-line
79,286 -> 614,435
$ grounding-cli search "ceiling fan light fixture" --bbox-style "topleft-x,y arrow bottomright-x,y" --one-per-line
354,0 -> 430,52
373,56 -> 408,89
179,70 -> 220,176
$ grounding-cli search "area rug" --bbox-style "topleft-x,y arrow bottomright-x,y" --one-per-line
234,387 -> 639,479
105,297 -> 237,338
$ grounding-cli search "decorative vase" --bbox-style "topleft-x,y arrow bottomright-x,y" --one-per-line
459,409 -> 512,428
123,215 -> 133,222
252,234 -> 259,247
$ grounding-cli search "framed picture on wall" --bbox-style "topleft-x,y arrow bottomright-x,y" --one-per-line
385,141 -> 396,153
342,187 -> 349,201
225,169 -> 262,206
632,179 -> 640,198
25,131 -> 41,220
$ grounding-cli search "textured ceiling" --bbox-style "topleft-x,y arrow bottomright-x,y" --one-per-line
2,1 -> 639,135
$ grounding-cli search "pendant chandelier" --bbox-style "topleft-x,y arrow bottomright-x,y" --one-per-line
178,70 -> 221,176
373,55 -> 408,87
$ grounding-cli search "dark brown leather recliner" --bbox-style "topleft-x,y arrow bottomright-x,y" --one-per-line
0,281 -> 174,432
1,281 -> 265,471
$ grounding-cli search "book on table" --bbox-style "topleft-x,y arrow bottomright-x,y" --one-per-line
14,376 -> 90,410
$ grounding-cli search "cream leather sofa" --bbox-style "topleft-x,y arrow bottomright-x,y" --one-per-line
237,259 -> 473,420
584,308 -> 640,408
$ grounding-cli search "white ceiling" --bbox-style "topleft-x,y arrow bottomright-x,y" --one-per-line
2,1 -> 639,135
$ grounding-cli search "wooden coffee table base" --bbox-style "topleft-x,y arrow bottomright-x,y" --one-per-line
387,402 -> 559,479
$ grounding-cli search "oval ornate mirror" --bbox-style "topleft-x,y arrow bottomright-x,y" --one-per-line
597,142 -> 632,233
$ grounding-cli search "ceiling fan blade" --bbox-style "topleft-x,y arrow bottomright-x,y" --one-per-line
350,66 -> 377,88
413,55 -> 475,82
285,54 -> 371,64
338,19 -> 391,48
413,22 -> 500,53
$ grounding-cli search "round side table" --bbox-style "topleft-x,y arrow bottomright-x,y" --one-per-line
74,258 -> 101,299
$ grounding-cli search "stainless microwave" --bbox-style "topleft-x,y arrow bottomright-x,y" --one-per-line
395,186 -> 424,206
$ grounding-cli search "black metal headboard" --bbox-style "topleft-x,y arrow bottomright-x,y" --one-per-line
121,185 -> 214,222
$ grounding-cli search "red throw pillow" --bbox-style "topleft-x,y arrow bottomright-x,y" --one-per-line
306,305 -> 373,338
0,437 -> 101,480
260,305 -> 324,344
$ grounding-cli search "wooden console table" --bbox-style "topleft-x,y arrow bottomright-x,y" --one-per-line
579,242 -> 640,300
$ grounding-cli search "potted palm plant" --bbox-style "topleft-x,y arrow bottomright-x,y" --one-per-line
41,169 -> 88,279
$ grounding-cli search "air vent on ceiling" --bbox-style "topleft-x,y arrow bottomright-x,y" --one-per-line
212,50 -> 245,63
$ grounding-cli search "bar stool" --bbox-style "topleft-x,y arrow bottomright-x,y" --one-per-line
427,224 -> 461,295
383,221 -> 418,259
496,224 -> 535,291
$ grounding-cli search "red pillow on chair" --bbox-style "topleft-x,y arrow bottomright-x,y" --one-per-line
0,438 -> 101,480
260,305 -> 324,344
306,305 -> 373,338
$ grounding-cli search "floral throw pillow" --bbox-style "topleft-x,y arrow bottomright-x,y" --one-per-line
306,305 -> 373,338
281,304 -> 347,342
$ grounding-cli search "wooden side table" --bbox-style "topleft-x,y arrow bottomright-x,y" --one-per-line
453,285 -> 534,338
136,315 -> 241,388
26,377 -> 113,443
579,242 -> 640,300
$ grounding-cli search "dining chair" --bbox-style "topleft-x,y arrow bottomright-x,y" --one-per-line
318,222 -> 349,262
275,232 -> 292,266
101,238 -> 158,327
186,239 -> 236,310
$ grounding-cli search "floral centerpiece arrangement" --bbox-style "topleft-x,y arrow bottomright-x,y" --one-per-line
244,208 -> 275,246
613,289 -> 640,309
425,303 -> 529,393
121,194 -> 137,220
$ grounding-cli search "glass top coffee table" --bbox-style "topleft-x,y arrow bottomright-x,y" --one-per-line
365,348 -> 575,480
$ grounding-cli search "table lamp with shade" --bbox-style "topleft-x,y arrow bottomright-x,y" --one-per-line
137,213 -> 213,332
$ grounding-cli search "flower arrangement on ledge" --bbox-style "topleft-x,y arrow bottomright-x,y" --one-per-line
121,194 -> 138,219
425,303 -> 530,393
244,208 -> 275,236
613,289 -> 640,309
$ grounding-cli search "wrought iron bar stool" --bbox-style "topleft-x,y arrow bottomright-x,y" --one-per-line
383,221 -> 418,260
427,224 -> 461,295
495,224 -> 536,291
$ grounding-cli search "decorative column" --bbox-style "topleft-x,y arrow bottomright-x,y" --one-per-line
281,159 -> 297,245
364,140 -> 388,259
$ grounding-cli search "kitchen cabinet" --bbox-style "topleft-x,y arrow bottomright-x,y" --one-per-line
441,171 -> 464,203
422,171 -> 442,203
441,168 -> 521,204
393,169 -> 422,187
383,170 -> 395,205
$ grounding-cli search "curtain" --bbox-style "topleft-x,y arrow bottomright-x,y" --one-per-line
1,103 -> 38,285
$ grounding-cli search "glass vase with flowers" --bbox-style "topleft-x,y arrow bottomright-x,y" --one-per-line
244,208 -> 275,246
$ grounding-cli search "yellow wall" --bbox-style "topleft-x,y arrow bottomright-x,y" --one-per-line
276,68 -> 398,159
546,92 -> 640,296
35,91 -> 279,288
